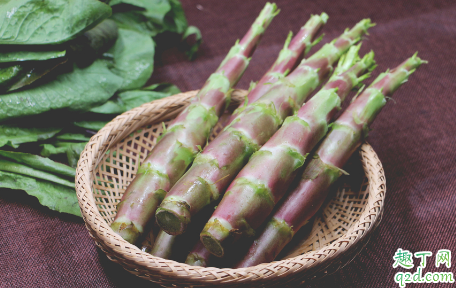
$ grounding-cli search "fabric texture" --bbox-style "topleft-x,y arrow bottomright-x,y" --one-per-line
1,0 -> 456,287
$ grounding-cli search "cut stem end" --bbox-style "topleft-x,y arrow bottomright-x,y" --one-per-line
155,204 -> 190,235
111,221 -> 141,244
200,234 -> 224,258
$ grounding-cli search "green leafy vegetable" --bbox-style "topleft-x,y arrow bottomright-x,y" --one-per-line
40,144 -> 68,157
0,0 -> 199,218
89,100 -> 124,114
182,26 -> 202,60
56,133 -> 91,142
0,159 -> 74,188
110,0 -> 172,36
6,58 -> 68,92
0,64 -> 23,88
0,49 -> 66,63
0,0 -> 112,45
0,59 -> 123,122
2,19 -> 118,92
40,141 -> 87,168
90,83 -> 180,114
166,0 -> 188,34
108,28 -> 155,91
110,11 -> 158,37
0,150 -> 75,178
73,121 -> 109,131
109,0 -> 200,60
111,0 -> 187,36
68,19 -> 119,68
65,142 -> 87,168
0,125 -> 62,148
0,170 -> 80,216
141,83 -> 179,92
110,0 -> 171,14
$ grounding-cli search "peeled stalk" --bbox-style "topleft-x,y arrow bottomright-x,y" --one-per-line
201,45 -> 376,257
227,13 -> 328,124
156,19 -> 374,236
235,54 -> 426,267
111,3 -> 279,244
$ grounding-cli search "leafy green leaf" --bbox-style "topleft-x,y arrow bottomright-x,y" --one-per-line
39,141 -> 87,168
65,142 -> 87,168
0,170 -> 80,216
0,0 -> 112,45
56,133 -> 91,142
110,0 -> 172,28
0,125 -> 62,148
68,19 -> 119,68
109,28 -> 155,91
40,144 -> 68,157
110,11 -> 160,37
0,64 -> 23,88
119,90 -> 172,110
182,26 -> 202,60
142,83 -> 181,94
73,120 -> 109,131
89,98 -> 125,114
0,150 -> 75,178
90,83 -> 180,114
7,58 -> 68,92
0,159 -> 74,188
110,0 -> 171,15
166,0 -> 188,34
0,59 -> 123,122
109,0 -> 187,37
0,49 -> 66,63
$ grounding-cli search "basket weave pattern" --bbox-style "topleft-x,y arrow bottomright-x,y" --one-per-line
75,90 -> 386,287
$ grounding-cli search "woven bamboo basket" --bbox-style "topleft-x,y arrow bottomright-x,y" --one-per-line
75,89 -> 386,287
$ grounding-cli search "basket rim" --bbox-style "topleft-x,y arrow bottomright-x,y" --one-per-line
75,89 -> 386,285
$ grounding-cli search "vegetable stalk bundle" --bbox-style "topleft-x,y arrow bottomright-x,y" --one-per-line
111,2 -> 279,244
226,12 -> 328,124
200,45 -> 376,257
155,19 -> 374,236
234,54 -> 426,267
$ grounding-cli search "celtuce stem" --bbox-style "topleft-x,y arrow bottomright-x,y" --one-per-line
111,2 -> 278,244
201,45 -> 376,258
235,54 -> 426,267
226,13 -> 328,124
156,19 -> 374,237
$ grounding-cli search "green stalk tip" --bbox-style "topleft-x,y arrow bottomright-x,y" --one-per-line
355,50 -> 377,84
283,31 -> 293,49
356,18 -> 376,33
269,3 -> 280,16
302,12 -> 328,37
362,50 -> 375,67
411,52 -> 428,65
258,3 -> 280,21
336,44 -> 362,73
320,12 -> 329,24
363,50 -> 377,71
340,19 -> 375,45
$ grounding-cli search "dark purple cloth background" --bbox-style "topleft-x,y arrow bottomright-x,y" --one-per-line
1,0 -> 456,287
